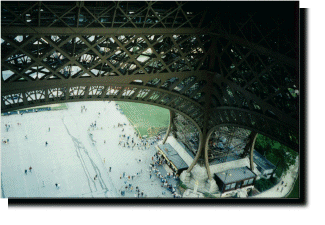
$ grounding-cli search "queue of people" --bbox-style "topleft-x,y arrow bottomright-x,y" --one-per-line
149,152 -> 181,198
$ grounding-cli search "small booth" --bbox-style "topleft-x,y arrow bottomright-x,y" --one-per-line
157,143 -> 189,175
214,166 -> 257,193
253,150 -> 276,179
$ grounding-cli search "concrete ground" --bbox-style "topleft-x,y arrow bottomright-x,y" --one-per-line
1,101 -> 179,198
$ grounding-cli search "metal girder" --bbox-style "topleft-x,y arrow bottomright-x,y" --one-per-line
2,27 -> 209,35
210,32 -> 296,69
220,79 -> 298,129
207,107 -> 298,151
1,83 -> 203,113
2,71 -> 205,93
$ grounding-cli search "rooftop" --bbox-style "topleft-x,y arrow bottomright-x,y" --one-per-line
215,166 -> 256,184
253,150 -> 276,171
158,143 -> 188,170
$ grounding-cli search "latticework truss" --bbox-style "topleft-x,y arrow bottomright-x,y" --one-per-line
207,126 -> 251,164
1,1 -> 299,155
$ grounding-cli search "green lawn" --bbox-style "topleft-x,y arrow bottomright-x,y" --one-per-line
50,103 -> 68,110
117,102 -> 170,138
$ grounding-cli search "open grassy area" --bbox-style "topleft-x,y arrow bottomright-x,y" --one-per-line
117,102 -> 170,138
49,103 -> 68,110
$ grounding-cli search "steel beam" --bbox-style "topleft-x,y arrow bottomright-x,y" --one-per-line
2,27 -> 210,35
162,110 -> 175,144
210,32 -> 296,68
249,132 -> 258,170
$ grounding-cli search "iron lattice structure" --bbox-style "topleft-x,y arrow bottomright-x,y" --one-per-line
1,2 -> 299,158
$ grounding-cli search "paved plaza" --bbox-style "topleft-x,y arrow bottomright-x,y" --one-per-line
1,101 -> 179,198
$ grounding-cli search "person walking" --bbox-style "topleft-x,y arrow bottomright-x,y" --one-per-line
103,158 -> 106,163
48,127 -> 50,132
29,166 -> 32,173
25,169 -> 28,175
45,141 -> 48,146
55,183 -> 60,189
25,135 -> 28,139
109,167 -> 111,172
94,175 -> 98,180
150,174 -> 152,179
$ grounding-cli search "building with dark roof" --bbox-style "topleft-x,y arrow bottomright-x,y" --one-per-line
253,150 -> 276,179
157,143 -> 188,174
214,166 -> 257,194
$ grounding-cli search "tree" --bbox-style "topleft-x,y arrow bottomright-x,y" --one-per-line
268,144 -> 297,177
255,134 -> 275,156
255,134 -> 297,177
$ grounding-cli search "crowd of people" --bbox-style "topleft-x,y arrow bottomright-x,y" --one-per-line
117,132 -> 157,151
119,170 -> 147,198
149,152 -> 181,198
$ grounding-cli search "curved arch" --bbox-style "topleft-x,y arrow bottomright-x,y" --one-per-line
204,128 -> 214,179
1,84 -> 203,118
208,107 -> 298,151
186,131 -> 204,173
249,132 -> 258,170
2,83 -> 203,110
202,125 -> 253,180
3,93 -> 202,132
209,106 -> 298,130
206,123 -> 297,152
162,110 -> 174,144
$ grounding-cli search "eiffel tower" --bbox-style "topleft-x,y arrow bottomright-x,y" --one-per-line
1,1 -> 299,182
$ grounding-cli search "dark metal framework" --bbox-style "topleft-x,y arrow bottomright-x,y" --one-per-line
1,1 -> 299,173
207,126 -> 251,164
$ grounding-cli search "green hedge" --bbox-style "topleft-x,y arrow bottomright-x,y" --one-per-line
254,177 -> 277,192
